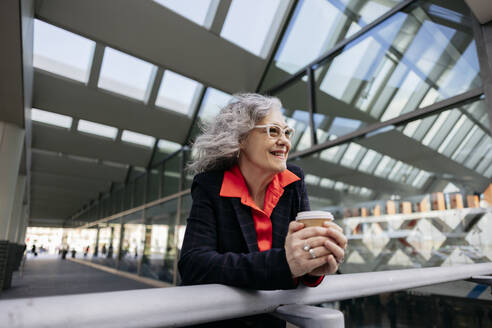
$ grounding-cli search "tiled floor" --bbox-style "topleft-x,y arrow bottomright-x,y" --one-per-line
0,254 -> 155,299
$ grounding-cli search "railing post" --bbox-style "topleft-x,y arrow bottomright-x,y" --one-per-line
273,304 -> 344,328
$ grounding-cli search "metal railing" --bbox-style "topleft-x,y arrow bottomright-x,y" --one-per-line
1,263 -> 491,327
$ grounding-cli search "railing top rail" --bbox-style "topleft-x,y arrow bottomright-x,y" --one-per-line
1,263 -> 491,328
342,206 -> 491,224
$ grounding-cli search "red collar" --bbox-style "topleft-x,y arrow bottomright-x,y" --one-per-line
220,165 -> 300,202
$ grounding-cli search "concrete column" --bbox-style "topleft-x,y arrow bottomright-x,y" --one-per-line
7,175 -> 26,242
0,121 -> 25,241
16,204 -> 29,244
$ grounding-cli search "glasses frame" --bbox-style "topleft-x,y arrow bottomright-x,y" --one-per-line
253,123 -> 295,140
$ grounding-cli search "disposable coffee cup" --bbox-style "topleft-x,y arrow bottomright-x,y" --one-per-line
295,211 -> 334,227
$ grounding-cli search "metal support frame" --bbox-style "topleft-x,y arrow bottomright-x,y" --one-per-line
307,67 -> 318,146
471,17 -> 492,133
265,0 -> 417,95
256,0 -> 299,93
289,88 -> 483,160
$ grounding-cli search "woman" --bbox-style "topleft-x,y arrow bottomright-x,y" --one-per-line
178,93 -> 347,327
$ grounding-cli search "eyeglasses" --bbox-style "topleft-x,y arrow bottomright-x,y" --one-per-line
253,123 -> 295,140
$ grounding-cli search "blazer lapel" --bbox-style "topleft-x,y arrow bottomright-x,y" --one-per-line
229,198 -> 259,253
271,188 -> 294,249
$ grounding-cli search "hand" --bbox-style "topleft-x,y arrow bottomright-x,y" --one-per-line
285,221 -> 342,278
308,221 -> 347,276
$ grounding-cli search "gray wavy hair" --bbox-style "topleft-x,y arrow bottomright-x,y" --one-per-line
187,93 -> 282,175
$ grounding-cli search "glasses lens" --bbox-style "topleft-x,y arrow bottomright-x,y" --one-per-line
284,128 -> 294,139
268,125 -> 281,138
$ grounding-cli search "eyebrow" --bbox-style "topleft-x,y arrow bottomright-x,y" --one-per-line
266,122 -> 289,128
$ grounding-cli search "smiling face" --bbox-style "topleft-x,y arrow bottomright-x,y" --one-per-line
239,108 -> 291,175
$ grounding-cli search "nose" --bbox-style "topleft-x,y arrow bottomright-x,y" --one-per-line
276,133 -> 290,147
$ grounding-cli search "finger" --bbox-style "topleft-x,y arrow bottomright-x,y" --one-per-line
325,228 -> 348,249
295,226 -> 329,240
323,221 -> 343,233
306,255 -> 329,272
323,239 -> 345,262
304,236 -> 332,249
288,221 -> 304,234
326,254 -> 338,273
305,245 -> 332,260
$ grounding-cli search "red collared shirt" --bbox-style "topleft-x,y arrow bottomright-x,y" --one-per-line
220,165 -> 300,251
220,165 -> 324,287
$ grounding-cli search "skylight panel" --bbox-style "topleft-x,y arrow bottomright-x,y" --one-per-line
305,174 -> 321,186
33,19 -> 95,82
320,178 -> 335,189
437,115 -> 466,154
155,70 -> 203,115
198,88 -> 232,124
121,130 -> 156,148
412,171 -> 430,188
153,0 -> 218,27
31,108 -> 72,129
98,47 -> 156,101
421,111 -> 450,146
157,139 -> 182,153
221,0 -> 284,57
358,149 -> 381,173
340,143 -> 363,168
77,119 -> 118,140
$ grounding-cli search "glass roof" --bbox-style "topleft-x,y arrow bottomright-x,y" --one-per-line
196,88 -> 233,124
155,70 -> 203,116
121,130 -> 156,148
157,139 -> 182,153
265,0 -> 402,78
77,120 -> 118,140
31,108 -> 72,129
33,19 -> 95,83
98,47 -> 156,101
220,0 -> 285,57
153,0 -> 218,28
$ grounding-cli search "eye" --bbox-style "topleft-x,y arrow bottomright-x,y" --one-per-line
284,128 -> 294,139
268,126 -> 281,137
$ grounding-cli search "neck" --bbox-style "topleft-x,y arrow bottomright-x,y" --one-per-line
237,159 -> 275,208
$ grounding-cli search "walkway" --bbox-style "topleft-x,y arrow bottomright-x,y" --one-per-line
0,254 -> 155,299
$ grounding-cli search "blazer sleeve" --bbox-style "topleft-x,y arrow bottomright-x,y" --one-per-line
295,166 -> 325,287
178,179 -> 297,291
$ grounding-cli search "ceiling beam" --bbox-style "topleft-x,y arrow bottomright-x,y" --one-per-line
35,0 -> 265,93
32,122 -> 151,167
33,69 -> 190,143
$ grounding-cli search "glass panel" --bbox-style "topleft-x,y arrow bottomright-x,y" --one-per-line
134,175 -> 146,206
33,19 -> 95,82
272,75 -> 312,152
187,87 -> 233,143
155,70 -> 203,115
163,151 -> 182,196
310,0 -> 481,141
221,0 -> 285,57
261,0 -> 403,90
118,212 -> 146,274
31,108 -> 72,129
77,119 -> 118,140
121,130 -> 156,148
153,0 -> 217,27
98,47 -> 156,101
141,198 -> 179,284
147,169 -> 160,202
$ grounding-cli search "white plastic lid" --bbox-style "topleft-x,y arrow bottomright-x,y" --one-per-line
295,211 -> 333,220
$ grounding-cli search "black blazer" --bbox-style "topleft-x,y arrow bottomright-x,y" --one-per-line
178,163 -> 310,291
